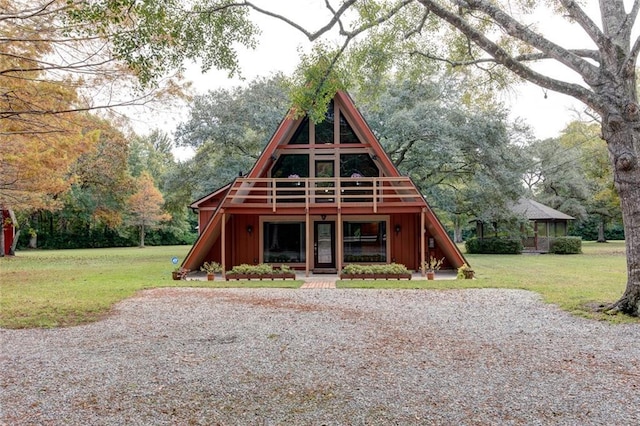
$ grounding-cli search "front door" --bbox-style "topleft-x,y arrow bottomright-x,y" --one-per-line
314,221 -> 335,269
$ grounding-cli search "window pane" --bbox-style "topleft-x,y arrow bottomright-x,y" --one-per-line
339,154 -> 378,177
271,154 -> 309,178
289,117 -> 310,145
343,221 -> 387,262
263,222 -> 306,263
315,101 -> 334,144
339,113 -> 360,144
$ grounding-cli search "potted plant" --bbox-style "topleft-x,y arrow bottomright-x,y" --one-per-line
200,261 -> 222,280
423,256 -> 444,280
172,267 -> 190,280
457,263 -> 475,280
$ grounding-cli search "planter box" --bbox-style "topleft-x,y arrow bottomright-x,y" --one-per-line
339,273 -> 412,280
226,272 -> 297,281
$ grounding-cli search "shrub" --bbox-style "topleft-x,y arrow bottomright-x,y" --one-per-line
465,237 -> 523,254
341,263 -> 409,275
550,237 -> 582,254
229,263 -> 274,274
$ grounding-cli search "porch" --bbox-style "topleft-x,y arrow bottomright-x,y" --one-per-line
222,176 -> 425,214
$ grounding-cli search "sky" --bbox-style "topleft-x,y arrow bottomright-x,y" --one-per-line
136,1 -> 596,159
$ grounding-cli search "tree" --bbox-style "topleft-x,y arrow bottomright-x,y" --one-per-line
126,172 -> 171,247
230,0 -> 640,315
1,0 -> 258,128
558,121 -> 622,242
1,0 -> 257,223
524,137 -> 590,220
175,74 -> 291,198
359,79 -> 529,241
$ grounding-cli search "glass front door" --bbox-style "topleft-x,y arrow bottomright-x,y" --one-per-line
314,221 -> 335,269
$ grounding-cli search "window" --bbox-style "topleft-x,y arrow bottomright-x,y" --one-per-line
271,154 -> 309,178
339,113 -> 360,144
339,154 -> 378,177
289,117 -> 310,145
315,101 -> 334,144
263,222 -> 306,263
340,154 -> 378,202
343,221 -> 387,262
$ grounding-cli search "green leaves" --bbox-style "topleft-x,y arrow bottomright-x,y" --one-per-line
66,0 -> 259,87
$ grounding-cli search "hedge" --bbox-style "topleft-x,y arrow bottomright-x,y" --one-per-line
549,236 -> 582,254
465,237 -> 523,254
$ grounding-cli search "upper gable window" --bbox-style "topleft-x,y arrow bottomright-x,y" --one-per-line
340,154 -> 378,177
315,101 -> 335,144
287,99 -> 362,145
339,113 -> 361,144
289,117 -> 310,145
271,154 -> 309,178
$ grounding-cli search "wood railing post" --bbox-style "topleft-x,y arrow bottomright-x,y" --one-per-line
272,178 -> 276,212
373,178 -> 378,213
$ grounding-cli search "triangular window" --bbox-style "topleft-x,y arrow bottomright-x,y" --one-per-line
339,114 -> 361,144
288,117 -> 310,145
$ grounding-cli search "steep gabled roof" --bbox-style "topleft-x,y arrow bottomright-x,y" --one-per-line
189,183 -> 231,209
247,91 -> 402,180
510,198 -> 575,221
181,90 -> 467,271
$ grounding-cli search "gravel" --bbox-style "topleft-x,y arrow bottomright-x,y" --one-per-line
1,288 -> 639,425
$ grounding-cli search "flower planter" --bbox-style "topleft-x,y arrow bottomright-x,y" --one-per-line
426,271 -> 435,280
172,271 -> 180,280
225,272 -> 296,281
339,273 -> 412,280
207,273 -> 215,281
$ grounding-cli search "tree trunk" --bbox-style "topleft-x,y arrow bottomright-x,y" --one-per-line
597,216 -> 607,243
139,224 -> 145,248
453,215 -> 463,244
10,229 -> 20,256
602,114 -> 640,316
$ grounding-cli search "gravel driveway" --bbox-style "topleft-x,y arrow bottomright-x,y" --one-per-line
1,288 -> 639,425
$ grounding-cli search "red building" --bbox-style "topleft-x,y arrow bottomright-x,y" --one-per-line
182,91 -> 467,276
1,209 -> 16,256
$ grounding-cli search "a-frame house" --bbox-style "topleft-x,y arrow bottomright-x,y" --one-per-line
182,91 -> 467,276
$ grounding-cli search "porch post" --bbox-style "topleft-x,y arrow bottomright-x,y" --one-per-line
420,208 -> 426,276
221,211 -> 226,278
305,208 -> 310,277
337,208 -> 342,274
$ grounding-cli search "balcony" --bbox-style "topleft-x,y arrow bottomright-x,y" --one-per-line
222,177 -> 425,213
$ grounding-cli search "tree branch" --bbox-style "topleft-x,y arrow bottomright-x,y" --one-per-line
242,0 -> 358,41
417,0 -> 601,110
457,0 -> 600,82
411,49 -> 601,66
558,0 -> 608,48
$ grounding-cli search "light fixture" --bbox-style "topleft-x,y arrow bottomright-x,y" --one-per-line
321,214 -> 327,220
246,225 -> 253,235
395,224 -> 401,235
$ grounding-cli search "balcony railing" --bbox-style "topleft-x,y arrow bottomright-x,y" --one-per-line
223,177 -> 424,212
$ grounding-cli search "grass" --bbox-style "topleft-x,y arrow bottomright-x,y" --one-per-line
338,240 -> 633,323
0,241 -> 635,328
0,245 -> 301,329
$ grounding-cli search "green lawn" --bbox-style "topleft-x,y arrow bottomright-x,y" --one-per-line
338,241 -> 633,323
0,241 -> 634,328
0,246 -> 301,329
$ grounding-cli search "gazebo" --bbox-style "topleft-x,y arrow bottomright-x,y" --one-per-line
475,198 -> 575,253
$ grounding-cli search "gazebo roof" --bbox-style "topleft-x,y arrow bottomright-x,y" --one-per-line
510,198 -> 575,221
